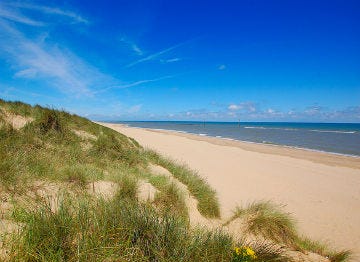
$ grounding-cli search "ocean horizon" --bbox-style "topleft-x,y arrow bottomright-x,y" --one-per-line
109,121 -> 360,157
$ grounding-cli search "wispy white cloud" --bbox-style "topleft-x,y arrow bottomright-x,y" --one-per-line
131,44 -> 143,56
304,105 -> 323,116
125,41 -> 188,68
120,36 -> 185,64
218,64 -> 226,70
14,68 -> 37,78
228,102 -> 256,112
4,1 -> 88,24
0,15 -> 115,96
85,102 -> 360,122
127,104 -> 142,113
119,37 -> 143,56
96,74 -> 176,94
161,57 -> 182,63
226,102 -> 360,121
0,2 -> 44,26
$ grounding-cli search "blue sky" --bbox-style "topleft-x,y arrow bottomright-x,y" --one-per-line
0,0 -> 359,122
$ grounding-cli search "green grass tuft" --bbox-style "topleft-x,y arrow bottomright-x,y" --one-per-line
8,193 -> 247,261
36,108 -> 65,134
145,149 -> 220,218
328,250 -> 352,262
153,181 -> 188,219
296,237 -> 352,262
116,174 -> 139,200
62,165 -> 88,187
228,201 -> 298,246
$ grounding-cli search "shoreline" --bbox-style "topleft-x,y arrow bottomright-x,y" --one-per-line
98,122 -> 360,255
111,123 -> 360,169
132,124 -> 360,156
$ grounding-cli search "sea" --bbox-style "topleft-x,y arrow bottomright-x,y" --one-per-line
116,121 -> 360,157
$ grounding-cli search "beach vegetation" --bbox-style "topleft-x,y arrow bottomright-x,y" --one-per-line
227,201 -> 352,261
232,246 -> 257,261
227,201 -> 298,246
153,181 -> 188,219
296,237 -> 352,262
117,173 -> 139,200
0,99 -> 349,261
144,149 -> 220,218
7,191 -> 288,262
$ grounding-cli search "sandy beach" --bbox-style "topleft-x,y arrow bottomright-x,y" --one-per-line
99,122 -> 360,255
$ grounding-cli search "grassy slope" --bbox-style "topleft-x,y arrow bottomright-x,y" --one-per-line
0,100 -> 351,262
0,100 -> 288,261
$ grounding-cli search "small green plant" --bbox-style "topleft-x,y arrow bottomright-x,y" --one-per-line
117,174 -> 138,200
37,108 -> 64,134
329,250 -> 352,262
62,166 -> 87,187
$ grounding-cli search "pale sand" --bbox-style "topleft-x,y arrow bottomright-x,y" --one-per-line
99,122 -> 360,255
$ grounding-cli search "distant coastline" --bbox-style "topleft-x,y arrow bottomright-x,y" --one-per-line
104,121 -> 360,157
129,126 -> 360,159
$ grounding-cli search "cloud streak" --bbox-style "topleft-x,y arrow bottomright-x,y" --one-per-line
119,37 -> 143,56
218,64 -> 226,70
3,1 -> 88,24
0,5 -> 114,97
127,104 -> 142,113
0,3 -> 44,26
95,74 -> 177,94
125,40 -> 188,68
228,102 -> 256,112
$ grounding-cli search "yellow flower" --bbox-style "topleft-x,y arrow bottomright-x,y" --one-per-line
245,247 -> 256,259
233,246 -> 256,259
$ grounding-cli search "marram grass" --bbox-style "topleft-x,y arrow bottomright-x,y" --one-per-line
226,201 -> 298,246
0,99 -> 352,261
296,237 -> 352,262
226,201 -> 352,261
8,192 -> 288,262
144,149 -> 220,218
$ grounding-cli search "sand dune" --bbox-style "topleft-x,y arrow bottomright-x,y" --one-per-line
99,122 -> 360,256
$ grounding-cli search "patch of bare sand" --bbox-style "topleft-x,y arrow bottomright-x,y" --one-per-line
137,180 -> 157,202
73,129 -> 97,140
1,110 -> 33,129
87,181 -> 118,200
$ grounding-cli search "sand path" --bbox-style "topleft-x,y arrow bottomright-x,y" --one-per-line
99,123 -> 360,255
